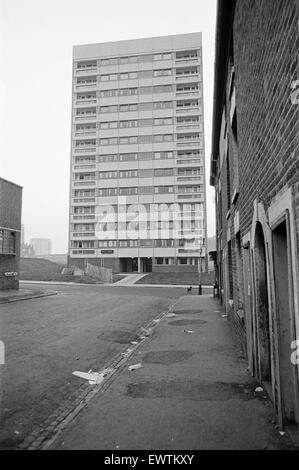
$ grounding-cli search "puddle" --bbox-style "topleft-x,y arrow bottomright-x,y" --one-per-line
97,330 -> 139,344
173,310 -> 203,315
168,319 -> 207,327
126,379 -> 257,401
142,350 -> 193,365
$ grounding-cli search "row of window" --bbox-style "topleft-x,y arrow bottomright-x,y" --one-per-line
76,66 -> 200,83
98,134 -> 174,146
98,168 -> 174,179
75,117 -> 201,133
72,238 -> 202,249
74,150 -> 202,165
97,98 -> 201,114
97,185 -> 203,196
71,239 -> 203,250
97,117 -> 174,129
94,83 -> 200,99
71,201 -> 204,212
76,50 -> 199,69
75,99 -> 201,118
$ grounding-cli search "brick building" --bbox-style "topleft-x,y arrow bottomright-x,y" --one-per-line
210,0 -> 299,430
0,178 -> 22,290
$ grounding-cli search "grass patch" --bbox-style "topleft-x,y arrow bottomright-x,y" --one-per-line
136,271 -> 215,286
19,258 -> 101,284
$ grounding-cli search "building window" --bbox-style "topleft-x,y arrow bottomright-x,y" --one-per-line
0,230 -> 16,255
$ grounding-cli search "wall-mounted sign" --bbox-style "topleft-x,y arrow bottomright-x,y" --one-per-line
101,250 -> 114,254
4,272 -> 18,277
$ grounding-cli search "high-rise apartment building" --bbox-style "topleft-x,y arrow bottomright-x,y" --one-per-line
30,238 -> 52,256
68,33 -> 207,273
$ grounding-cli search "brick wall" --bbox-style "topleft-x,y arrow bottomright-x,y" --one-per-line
0,179 -> 22,290
233,0 -> 299,235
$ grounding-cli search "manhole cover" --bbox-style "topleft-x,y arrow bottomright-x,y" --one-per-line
142,350 -> 192,365
173,310 -> 202,315
168,319 -> 207,326
97,330 -> 138,344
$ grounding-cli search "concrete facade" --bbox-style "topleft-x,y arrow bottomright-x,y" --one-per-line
210,0 -> 299,431
0,178 -> 22,290
68,33 -> 207,273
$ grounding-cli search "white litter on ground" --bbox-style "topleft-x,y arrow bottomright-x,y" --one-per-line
153,319 -> 161,323
141,327 -> 151,336
72,367 -> 114,385
72,371 -> 104,385
130,341 -> 138,345
128,363 -> 142,371
121,348 -> 134,357
184,329 -> 194,334
254,387 -> 264,393
165,313 -> 177,318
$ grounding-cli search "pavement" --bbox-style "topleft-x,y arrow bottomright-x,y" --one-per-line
0,287 -> 57,303
46,294 -> 295,450
20,279 -> 213,291
112,273 -> 150,286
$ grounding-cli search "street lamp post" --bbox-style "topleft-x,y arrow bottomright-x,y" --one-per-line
198,247 -> 203,295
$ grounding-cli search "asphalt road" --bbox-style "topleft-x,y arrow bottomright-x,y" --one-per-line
0,282 -> 185,449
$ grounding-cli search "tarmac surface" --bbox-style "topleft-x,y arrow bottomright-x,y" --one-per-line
48,295 -> 294,450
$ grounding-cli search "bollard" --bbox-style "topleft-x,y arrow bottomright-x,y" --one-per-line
198,284 -> 202,295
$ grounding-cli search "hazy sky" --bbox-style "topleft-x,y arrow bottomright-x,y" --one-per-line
0,0 -> 217,253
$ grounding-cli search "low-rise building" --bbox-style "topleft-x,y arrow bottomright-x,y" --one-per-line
0,178 -> 22,290
210,0 -> 299,430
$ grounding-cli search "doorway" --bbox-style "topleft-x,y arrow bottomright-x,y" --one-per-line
254,222 -> 272,384
273,219 -> 297,424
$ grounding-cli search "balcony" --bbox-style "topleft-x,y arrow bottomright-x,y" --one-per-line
176,123 -> 200,131
73,164 -> 96,170
175,74 -> 200,83
71,214 -> 96,220
75,67 -> 98,76
73,180 -> 96,186
73,147 -> 96,154
175,58 -> 199,66
75,114 -> 97,122
75,81 -> 97,91
176,176 -> 202,182
176,107 -> 200,114
74,130 -> 97,138
75,99 -> 97,107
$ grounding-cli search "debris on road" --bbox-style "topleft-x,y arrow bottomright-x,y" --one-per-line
121,348 -> 134,357
153,319 -> 161,323
184,329 -> 194,334
222,315 -> 228,318
130,341 -> 138,345
165,313 -> 177,318
128,363 -> 142,371
279,431 -> 285,436
72,370 -> 104,385
141,327 -> 151,336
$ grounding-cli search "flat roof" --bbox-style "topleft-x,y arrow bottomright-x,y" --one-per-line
73,32 -> 202,60
0,177 -> 23,189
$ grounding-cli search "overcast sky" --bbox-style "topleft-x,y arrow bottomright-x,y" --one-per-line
0,0 -> 217,254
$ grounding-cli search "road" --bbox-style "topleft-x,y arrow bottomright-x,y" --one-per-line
0,282 -> 185,449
